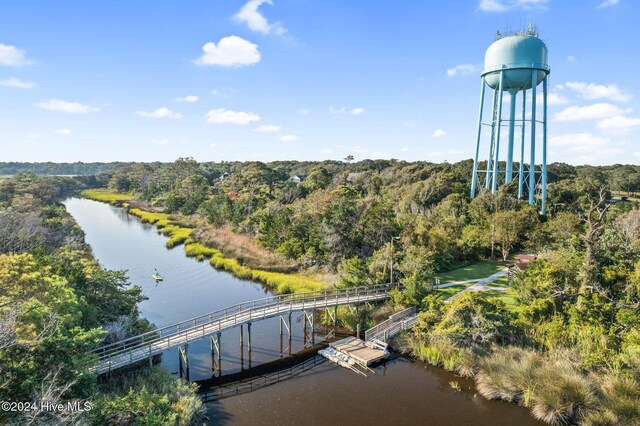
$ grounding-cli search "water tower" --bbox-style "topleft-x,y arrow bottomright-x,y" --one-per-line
470,24 -> 550,214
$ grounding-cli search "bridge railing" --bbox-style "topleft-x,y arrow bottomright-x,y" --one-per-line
93,283 -> 398,365
364,306 -> 417,342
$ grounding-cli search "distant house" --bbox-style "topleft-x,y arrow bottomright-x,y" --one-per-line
291,175 -> 306,183
219,172 -> 230,181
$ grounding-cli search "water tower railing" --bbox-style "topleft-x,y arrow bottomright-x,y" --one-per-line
482,63 -> 550,75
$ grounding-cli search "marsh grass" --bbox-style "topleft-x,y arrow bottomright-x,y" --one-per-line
81,189 -> 134,205
476,347 -> 598,425
475,346 -> 541,403
411,337 -> 475,378
583,373 -> 640,426
193,225 -> 298,273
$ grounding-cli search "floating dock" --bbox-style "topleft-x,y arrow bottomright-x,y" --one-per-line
319,336 -> 389,376
330,336 -> 389,366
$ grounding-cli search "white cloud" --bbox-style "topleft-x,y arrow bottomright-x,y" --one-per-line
210,142 -> 219,148
400,147 -> 409,152
136,107 -> 182,119
280,134 -> 298,142
550,133 -> 611,152
195,36 -> 260,67
402,120 -> 416,128
150,139 -> 170,145
550,133 -> 624,164
206,108 -> 260,125
234,0 -> 286,35
255,124 -> 281,132
536,92 -> 569,105
598,0 -> 619,8
25,132 -> 40,139
564,81 -> 632,102
353,145 -> 369,153
432,129 -> 446,138
597,115 -> 640,133
330,106 -> 347,115
546,92 -> 569,105
299,108 -> 309,115
54,128 -> 71,135
567,55 -> 575,62
554,103 -> 631,122
320,148 -> 333,155
351,107 -> 365,115
0,44 -> 30,66
36,99 -> 99,114
0,77 -> 34,88
479,0 -> 507,11
479,0 -> 549,12
175,95 -> 198,103
447,64 -> 476,77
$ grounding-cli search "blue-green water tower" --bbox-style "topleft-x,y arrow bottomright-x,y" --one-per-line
470,24 -> 550,214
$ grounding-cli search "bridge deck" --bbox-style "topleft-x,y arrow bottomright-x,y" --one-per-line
94,284 -> 396,374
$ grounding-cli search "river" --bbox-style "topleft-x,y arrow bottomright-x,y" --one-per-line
64,197 -> 541,425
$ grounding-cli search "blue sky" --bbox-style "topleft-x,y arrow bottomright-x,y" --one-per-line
1,0 -> 638,165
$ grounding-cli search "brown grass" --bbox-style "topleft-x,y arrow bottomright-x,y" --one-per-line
192,224 -> 298,273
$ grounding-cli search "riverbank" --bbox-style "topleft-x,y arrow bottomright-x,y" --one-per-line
81,189 -> 327,294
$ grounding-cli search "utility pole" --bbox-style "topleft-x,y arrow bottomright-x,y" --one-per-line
390,236 -> 400,285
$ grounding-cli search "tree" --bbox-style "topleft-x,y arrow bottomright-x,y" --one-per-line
581,188 -> 611,293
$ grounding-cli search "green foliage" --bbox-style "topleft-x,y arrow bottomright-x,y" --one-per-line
433,292 -> 516,350
92,367 -> 204,426
337,256 -> 370,288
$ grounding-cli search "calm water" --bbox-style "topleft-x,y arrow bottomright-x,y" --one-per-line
64,197 -> 540,425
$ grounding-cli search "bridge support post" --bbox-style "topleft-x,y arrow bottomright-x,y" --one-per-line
178,344 -> 189,381
247,322 -> 252,353
210,332 -> 221,377
303,310 -> 315,346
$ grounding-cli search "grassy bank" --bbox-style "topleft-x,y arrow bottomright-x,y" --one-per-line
81,189 -> 327,294
81,188 -> 134,205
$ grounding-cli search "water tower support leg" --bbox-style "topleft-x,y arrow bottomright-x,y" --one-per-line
541,75 -> 548,215
529,70 -> 537,205
491,70 -> 505,193
471,78 -> 486,198
506,90 -> 517,183
518,90 -> 526,198
485,88 -> 499,190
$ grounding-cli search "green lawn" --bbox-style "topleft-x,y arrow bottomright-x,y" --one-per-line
487,275 -> 510,288
435,260 -> 509,284
481,288 -> 520,313
434,283 -> 473,301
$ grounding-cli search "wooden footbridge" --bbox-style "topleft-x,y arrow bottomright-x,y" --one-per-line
93,284 -> 397,374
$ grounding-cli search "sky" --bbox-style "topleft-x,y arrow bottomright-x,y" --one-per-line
0,0 -> 639,165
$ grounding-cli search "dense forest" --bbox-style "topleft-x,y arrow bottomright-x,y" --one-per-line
2,158 -> 640,425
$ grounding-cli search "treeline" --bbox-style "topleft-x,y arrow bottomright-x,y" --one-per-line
102,158 -> 639,272
0,161 -> 138,176
0,174 -> 204,424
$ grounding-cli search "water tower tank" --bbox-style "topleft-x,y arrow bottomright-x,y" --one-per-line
482,33 -> 548,91
470,26 -> 551,215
